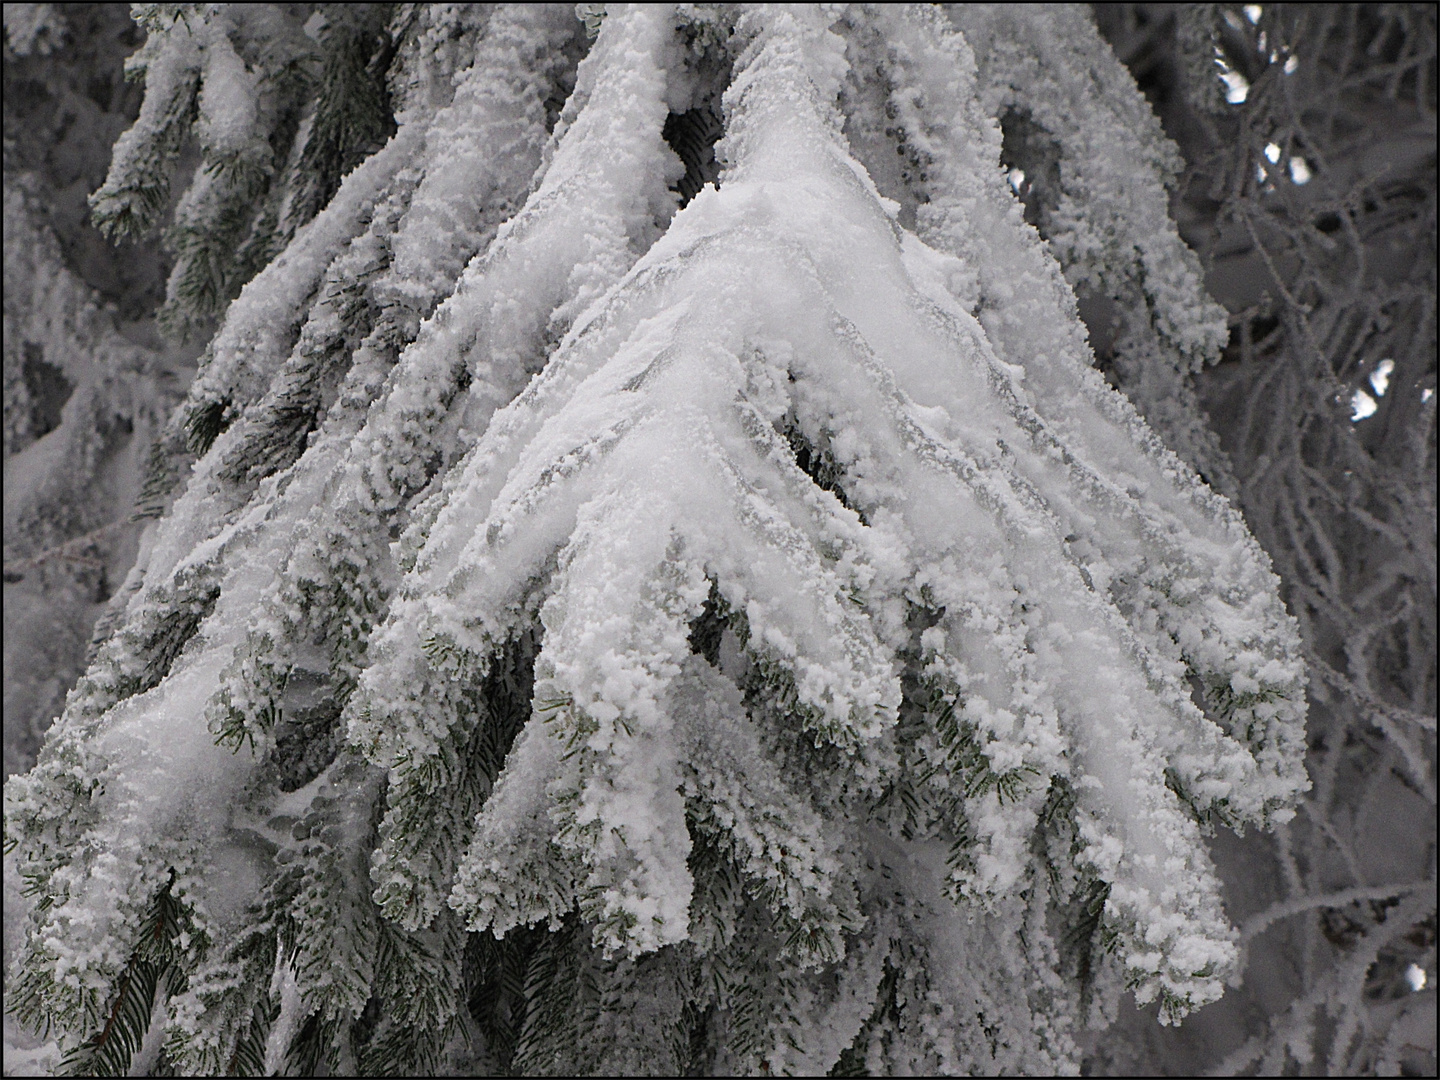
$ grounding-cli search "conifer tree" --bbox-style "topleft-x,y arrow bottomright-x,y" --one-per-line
5,4 -> 1311,1075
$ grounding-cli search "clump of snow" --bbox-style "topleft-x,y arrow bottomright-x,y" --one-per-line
195,17 -> 260,158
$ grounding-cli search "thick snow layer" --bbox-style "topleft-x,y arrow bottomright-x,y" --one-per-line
195,17 -> 259,158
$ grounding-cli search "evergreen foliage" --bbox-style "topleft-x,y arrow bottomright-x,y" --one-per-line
5,4 -> 1328,1075
280,4 -> 397,235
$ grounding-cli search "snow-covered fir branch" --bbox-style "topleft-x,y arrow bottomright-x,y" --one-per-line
4,4 -> 1322,1075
